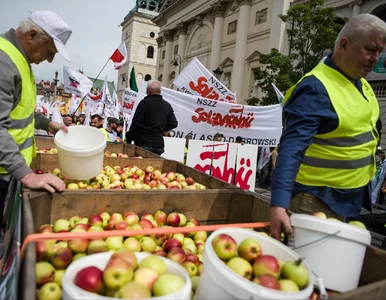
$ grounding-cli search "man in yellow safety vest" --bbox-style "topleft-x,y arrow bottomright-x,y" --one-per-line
0,11 -> 72,230
270,14 -> 386,240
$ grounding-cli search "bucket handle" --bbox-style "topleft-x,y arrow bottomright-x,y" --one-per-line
313,270 -> 328,300
291,230 -> 341,250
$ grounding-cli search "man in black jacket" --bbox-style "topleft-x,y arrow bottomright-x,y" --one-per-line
125,80 -> 178,155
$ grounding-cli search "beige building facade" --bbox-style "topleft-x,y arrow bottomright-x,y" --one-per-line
116,0 -> 161,100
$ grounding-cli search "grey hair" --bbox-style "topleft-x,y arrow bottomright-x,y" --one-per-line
334,14 -> 386,52
146,80 -> 162,95
18,17 -> 51,42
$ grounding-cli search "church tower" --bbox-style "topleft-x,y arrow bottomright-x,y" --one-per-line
116,0 -> 161,100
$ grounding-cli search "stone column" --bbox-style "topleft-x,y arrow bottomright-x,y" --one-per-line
176,23 -> 188,75
351,0 -> 362,16
209,1 -> 227,72
230,0 -> 252,103
155,36 -> 163,80
162,30 -> 174,87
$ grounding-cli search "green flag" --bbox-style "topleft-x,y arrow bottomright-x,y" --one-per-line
129,66 -> 138,92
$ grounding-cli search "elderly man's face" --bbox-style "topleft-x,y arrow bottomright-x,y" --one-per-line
341,33 -> 385,79
27,33 -> 58,64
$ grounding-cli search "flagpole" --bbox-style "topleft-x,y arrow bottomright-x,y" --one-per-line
72,57 -> 111,118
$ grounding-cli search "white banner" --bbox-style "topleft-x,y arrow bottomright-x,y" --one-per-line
121,88 -> 138,115
162,137 -> 185,163
185,140 -> 257,191
63,66 -> 93,97
173,57 -> 236,103
137,82 -> 282,146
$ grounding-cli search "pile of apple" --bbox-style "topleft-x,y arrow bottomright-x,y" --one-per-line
312,212 -> 367,229
212,234 -> 309,293
46,165 -> 207,190
37,148 -> 133,158
104,151 -> 130,158
74,249 -> 186,298
35,210 -> 205,299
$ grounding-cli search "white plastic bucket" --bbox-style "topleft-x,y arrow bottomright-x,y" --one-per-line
288,214 -> 371,293
54,126 -> 106,180
195,228 -> 313,300
62,251 -> 191,299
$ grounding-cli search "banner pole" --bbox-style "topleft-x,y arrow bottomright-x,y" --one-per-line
72,58 -> 111,119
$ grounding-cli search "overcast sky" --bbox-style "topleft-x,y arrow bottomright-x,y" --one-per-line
0,0 -> 136,87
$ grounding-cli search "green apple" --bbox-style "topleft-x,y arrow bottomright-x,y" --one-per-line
53,269 -> 65,287
190,276 -> 200,292
140,237 -> 156,252
105,236 -> 124,251
238,238 -> 262,262
211,233 -> 237,261
115,281 -> 151,298
139,255 -> 166,275
36,261 -> 55,285
123,237 -> 142,252
227,257 -> 253,280
279,279 -> 299,292
182,261 -> 198,277
87,239 -> 109,255
152,273 -> 185,296
281,259 -> 309,289
72,253 -> 87,262
133,267 -> 159,289
103,257 -> 134,289
37,282 -> 62,300
348,220 -> 367,230
194,231 -> 207,242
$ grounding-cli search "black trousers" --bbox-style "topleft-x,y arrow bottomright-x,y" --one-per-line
0,179 -> 10,227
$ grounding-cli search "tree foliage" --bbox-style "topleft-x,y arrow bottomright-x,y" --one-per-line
249,0 -> 347,106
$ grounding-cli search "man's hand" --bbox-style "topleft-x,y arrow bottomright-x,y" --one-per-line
270,206 -> 293,241
20,172 -> 66,193
48,121 -> 68,135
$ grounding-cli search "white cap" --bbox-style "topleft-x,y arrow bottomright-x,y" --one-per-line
29,11 -> 72,62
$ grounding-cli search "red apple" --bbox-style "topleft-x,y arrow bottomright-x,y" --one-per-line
189,218 -> 200,226
253,274 -> 281,290
35,169 -> 45,174
167,247 -> 186,264
74,266 -> 104,293
166,172 -> 176,181
114,221 -> 129,230
123,212 -> 139,226
39,224 -> 54,234
166,212 -> 180,227
110,213 -> 123,224
185,177 -> 195,186
211,233 -> 237,261
185,253 -> 200,265
149,233 -> 168,246
253,255 -> 281,278
105,223 -> 115,231
139,218 -> 153,229
154,210 -> 167,226
36,240 -> 54,262
68,236 -> 90,254
73,223 -> 89,231
51,247 -> 73,269
88,215 -> 103,227
163,238 -> 182,253
36,261 -> 55,286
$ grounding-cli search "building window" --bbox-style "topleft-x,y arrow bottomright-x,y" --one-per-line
255,8 -> 268,25
150,31 -> 155,38
149,1 -> 157,11
162,50 -> 165,59
227,20 -> 237,35
144,74 -> 151,81
147,46 -> 154,58
139,1 -> 147,9
174,45 -> 179,55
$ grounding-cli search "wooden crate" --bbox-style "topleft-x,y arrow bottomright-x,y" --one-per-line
35,136 -> 160,158
30,156 -> 238,190
20,189 -> 267,299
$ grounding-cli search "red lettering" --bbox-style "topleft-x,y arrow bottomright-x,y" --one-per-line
234,157 -> 253,189
191,107 -> 254,129
188,76 -> 236,103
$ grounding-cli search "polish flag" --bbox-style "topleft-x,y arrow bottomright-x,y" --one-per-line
110,42 -> 127,70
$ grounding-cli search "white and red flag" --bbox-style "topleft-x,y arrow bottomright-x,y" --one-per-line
110,42 -> 127,70
63,66 -> 93,98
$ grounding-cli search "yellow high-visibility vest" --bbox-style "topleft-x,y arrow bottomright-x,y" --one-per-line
0,37 -> 36,174
284,62 -> 379,188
